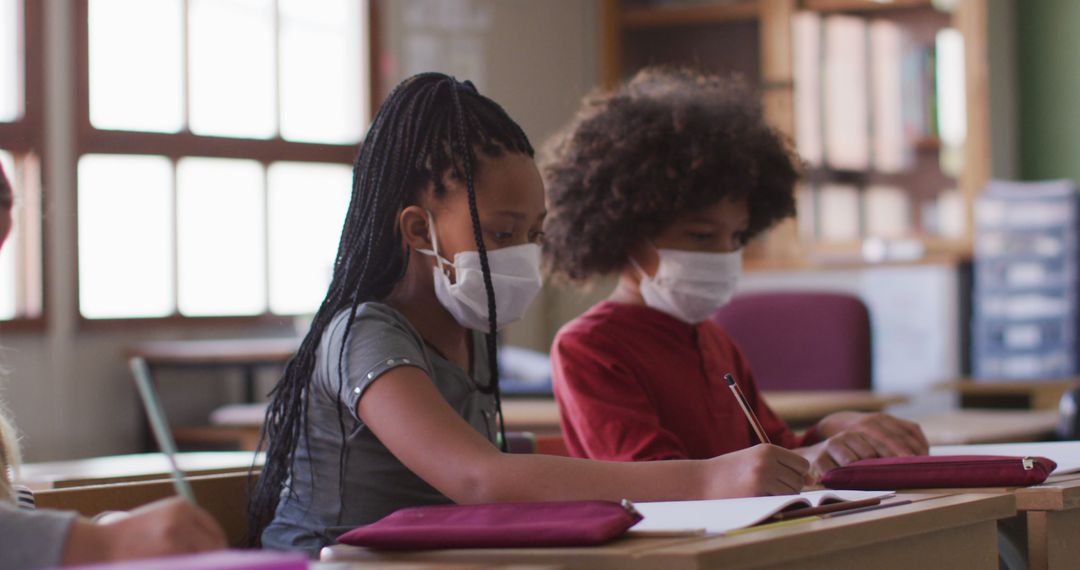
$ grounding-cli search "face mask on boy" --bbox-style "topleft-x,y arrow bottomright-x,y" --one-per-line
417,211 -> 543,332
631,245 -> 742,324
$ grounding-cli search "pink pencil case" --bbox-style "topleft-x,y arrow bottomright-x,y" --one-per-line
337,500 -> 642,550
65,550 -> 308,570
822,455 -> 1057,490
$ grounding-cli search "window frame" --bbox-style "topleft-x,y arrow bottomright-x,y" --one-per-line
0,0 -> 47,332
72,0 -> 381,328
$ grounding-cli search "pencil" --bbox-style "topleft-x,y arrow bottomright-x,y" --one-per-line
130,356 -> 197,505
724,372 -> 771,445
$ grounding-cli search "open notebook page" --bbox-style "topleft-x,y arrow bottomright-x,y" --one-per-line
932,441 -> 1080,475
631,490 -> 894,535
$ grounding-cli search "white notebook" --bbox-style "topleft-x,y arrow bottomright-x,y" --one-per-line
630,490 -> 895,535
932,441 -> 1080,475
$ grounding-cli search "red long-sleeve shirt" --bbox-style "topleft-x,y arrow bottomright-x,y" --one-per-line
552,301 -> 817,461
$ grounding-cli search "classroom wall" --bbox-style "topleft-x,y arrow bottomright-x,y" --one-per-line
987,0 -> 1018,179
1,0 -> 600,462
1016,0 -> 1080,183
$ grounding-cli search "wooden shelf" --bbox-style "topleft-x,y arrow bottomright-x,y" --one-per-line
743,236 -> 972,272
745,251 -> 968,272
621,2 -> 760,28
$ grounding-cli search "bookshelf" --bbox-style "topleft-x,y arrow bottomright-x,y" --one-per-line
599,0 -> 991,269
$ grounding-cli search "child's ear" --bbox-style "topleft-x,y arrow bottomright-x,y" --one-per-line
399,205 -> 433,251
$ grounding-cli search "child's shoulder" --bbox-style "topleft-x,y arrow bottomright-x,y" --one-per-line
554,301 -> 652,349
329,301 -> 409,328
322,302 -> 423,352
557,301 -> 620,334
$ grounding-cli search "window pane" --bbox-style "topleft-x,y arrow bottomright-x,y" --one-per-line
188,0 -> 276,139
0,0 -> 20,122
78,154 -> 173,318
0,151 -> 15,319
267,162 -> 351,315
88,0 -> 184,132
279,0 -> 367,144
176,157 -> 266,316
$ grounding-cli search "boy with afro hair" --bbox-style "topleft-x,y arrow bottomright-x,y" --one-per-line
542,68 -> 928,480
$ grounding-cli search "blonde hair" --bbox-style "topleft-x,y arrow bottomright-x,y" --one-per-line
0,404 -> 19,503
0,355 -> 19,503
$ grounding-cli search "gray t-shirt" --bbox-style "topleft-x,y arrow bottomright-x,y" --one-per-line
0,502 -> 76,569
262,302 -> 498,556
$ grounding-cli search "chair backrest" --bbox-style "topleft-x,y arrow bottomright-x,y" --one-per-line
34,471 -> 255,547
711,291 -> 872,391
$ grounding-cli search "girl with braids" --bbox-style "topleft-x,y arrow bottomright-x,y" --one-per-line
543,67 -> 928,479
254,73 -> 811,556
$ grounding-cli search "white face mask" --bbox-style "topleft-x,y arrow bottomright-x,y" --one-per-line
632,246 -> 742,324
417,212 -> 543,332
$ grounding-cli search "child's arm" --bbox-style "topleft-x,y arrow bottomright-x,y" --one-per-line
358,366 -> 811,504
62,497 -> 225,565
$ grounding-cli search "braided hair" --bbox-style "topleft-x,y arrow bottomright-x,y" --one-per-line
248,73 -> 534,544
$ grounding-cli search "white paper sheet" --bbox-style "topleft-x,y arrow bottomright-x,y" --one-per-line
931,441 -> 1080,475
630,490 -> 894,534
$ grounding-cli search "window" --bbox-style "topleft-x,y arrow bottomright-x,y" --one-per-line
0,0 -> 44,324
77,0 -> 370,320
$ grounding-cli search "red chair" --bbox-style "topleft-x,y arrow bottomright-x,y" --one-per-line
711,292 -> 872,391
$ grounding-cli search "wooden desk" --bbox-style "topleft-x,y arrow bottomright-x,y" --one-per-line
899,473 -> 1080,569
129,338 -> 301,366
128,337 -> 299,402
915,409 -> 1060,445
17,451 -> 262,490
34,472 -> 254,547
321,494 -> 1014,570
763,391 -> 908,426
203,398 -> 1057,452
128,338 -> 299,450
1016,474 -> 1080,570
940,379 -> 1079,411
501,391 -> 908,434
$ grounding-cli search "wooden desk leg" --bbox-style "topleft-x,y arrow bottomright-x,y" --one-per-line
1027,509 -> 1080,570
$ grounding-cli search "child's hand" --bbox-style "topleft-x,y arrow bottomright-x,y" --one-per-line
65,497 -> 227,564
704,444 -> 811,497
797,431 -> 882,481
816,411 -> 928,457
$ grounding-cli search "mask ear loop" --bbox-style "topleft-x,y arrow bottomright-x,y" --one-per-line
629,240 -> 662,281
628,256 -> 649,281
416,210 -> 454,276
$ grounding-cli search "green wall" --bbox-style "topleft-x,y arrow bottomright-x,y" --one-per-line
1017,0 -> 1080,182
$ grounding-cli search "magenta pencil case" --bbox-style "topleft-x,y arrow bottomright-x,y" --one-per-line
337,500 -> 642,550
